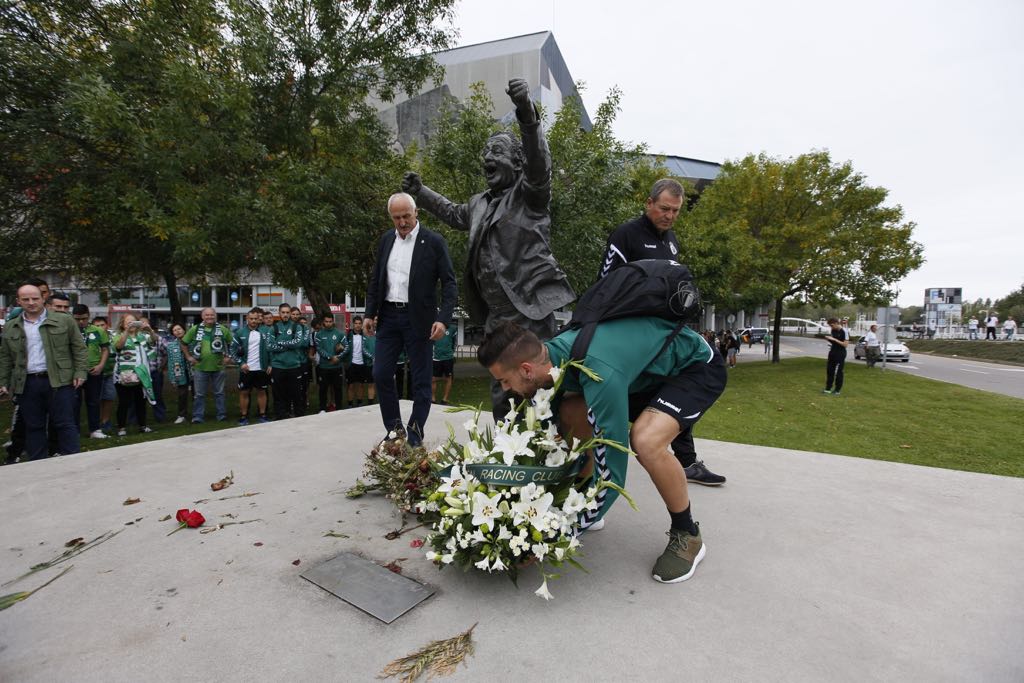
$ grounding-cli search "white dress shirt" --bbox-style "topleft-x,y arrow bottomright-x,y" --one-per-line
24,310 -> 48,373
385,223 -> 419,303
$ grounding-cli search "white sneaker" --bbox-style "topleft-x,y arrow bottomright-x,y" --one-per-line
141,426 -> 154,434
583,518 -> 606,532
117,429 -> 127,436
174,416 -> 186,425
89,430 -> 109,439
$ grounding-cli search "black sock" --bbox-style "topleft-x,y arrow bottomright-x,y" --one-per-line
669,505 -> 698,535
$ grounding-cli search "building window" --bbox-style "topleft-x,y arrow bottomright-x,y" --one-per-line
187,287 -> 213,308
255,286 -> 284,308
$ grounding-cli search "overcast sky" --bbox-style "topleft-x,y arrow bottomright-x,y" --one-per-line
451,0 -> 1024,307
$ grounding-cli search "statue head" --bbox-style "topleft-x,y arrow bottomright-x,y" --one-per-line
481,131 -> 524,192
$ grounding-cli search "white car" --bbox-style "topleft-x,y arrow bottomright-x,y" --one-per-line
853,338 -> 910,362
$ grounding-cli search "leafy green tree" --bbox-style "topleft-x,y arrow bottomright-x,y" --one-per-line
1,0 -> 261,322
230,0 -> 457,316
686,151 -> 924,362
547,86 -> 665,294
994,283 -> 1024,323
899,305 -> 924,324
1,0 -> 457,319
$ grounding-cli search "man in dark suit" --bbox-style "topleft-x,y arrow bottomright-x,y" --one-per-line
364,192 -> 457,447
402,78 -> 575,418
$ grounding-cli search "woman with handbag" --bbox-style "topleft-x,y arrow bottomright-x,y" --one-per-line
112,314 -> 158,436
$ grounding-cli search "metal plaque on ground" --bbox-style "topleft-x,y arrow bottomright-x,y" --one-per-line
301,552 -> 434,624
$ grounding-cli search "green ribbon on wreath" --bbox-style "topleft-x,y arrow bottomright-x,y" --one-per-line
439,458 -> 586,487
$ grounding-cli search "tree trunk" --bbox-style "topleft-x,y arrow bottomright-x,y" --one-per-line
771,297 -> 784,363
164,270 -> 183,326
302,281 -> 332,319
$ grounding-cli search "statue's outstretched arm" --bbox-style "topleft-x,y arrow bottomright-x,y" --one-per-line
402,171 -> 470,232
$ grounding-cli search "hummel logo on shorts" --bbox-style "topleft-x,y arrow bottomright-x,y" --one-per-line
656,398 -> 681,413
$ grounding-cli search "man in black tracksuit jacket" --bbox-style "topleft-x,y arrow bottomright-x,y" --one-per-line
597,178 -> 727,487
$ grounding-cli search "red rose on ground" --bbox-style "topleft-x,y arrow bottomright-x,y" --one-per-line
410,539 -> 425,548
184,511 -> 205,528
168,508 -> 206,535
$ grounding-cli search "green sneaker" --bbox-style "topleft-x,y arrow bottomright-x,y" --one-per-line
652,524 -> 706,584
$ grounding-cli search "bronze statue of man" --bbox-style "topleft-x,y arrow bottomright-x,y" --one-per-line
402,78 -> 575,416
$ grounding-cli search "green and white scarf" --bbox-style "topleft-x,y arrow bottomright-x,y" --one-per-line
115,333 -> 156,405
192,323 -> 226,357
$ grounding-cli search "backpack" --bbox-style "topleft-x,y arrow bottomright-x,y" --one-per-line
565,259 -> 702,367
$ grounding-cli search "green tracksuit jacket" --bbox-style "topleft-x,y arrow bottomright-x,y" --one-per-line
545,317 -> 716,518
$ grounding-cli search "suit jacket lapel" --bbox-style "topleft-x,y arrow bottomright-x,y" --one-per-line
408,227 -> 426,289
380,231 -> 397,297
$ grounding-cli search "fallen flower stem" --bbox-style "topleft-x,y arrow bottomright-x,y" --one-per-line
198,519 -> 263,534
3,530 -> 122,587
384,522 -> 428,540
0,566 -> 74,612
323,531 -> 350,538
193,491 -> 262,504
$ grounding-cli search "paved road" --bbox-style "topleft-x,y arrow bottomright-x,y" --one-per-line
771,334 -> 1024,399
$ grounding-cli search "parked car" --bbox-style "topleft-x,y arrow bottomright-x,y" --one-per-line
853,338 -> 910,362
738,327 -> 769,344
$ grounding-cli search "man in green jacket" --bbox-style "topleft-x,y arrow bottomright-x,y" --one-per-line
72,303 -> 110,439
231,307 -> 272,425
477,318 -> 727,585
315,312 -> 347,412
268,303 -> 308,419
431,321 -> 458,405
0,283 -> 89,461
182,307 -> 233,423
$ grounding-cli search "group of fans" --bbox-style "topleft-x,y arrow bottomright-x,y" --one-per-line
1,283 -> 458,463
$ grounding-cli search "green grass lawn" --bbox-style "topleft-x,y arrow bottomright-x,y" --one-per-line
449,358 -> 1024,478
5,359 -> 1022,477
905,339 -> 1024,365
693,357 -> 1023,477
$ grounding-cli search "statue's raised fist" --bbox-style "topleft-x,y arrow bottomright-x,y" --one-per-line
401,171 -> 422,195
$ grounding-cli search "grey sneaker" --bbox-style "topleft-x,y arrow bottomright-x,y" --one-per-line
652,524 -> 706,584
685,460 -> 726,486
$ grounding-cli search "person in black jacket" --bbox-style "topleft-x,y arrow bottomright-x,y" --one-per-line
597,179 -> 727,487
822,318 -> 849,395
364,193 -> 457,447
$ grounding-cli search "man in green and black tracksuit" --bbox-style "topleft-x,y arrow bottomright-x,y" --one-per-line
231,307 -> 272,424
268,303 -> 308,419
478,318 -> 726,584
315,313 -> 347,412
72,304 -> 110,438
597,178 -> 727,487
431,321 -> 458,404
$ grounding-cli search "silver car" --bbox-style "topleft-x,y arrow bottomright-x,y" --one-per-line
853,338 -> 910,362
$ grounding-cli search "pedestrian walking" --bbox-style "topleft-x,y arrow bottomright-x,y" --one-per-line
822,318 -> 849,395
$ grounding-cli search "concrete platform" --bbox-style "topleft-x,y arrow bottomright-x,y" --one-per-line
1,403 -> 1022,682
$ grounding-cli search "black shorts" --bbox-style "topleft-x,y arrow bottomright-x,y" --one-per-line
432,359 -> 454,378
346,363 -> 372,384
627,352 -> 727,430
238,369 -> 270,391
